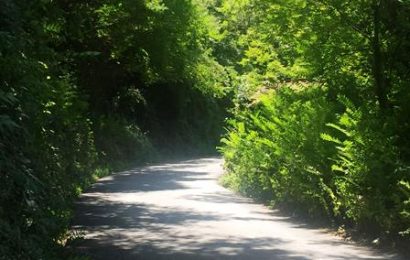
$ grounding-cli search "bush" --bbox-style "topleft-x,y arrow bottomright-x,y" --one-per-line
94,116 -> 156,169
322,99 -> 410,236
0,53 -> 97,259
221,85 -> 337,214
221,85 -> 410,237
0,17 -> 97,257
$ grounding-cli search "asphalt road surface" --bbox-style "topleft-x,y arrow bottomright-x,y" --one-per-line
71,157 -> 402,260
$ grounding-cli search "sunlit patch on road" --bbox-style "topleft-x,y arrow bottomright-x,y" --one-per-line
71,158 -> 402,260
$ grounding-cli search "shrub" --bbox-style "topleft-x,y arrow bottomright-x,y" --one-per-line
322,99 -> 410,236
221,85 -> 337,215
94,116 -> 156,169
221,85 -> 410,237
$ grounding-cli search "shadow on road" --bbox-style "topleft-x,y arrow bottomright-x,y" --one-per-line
69,158 -> 401,260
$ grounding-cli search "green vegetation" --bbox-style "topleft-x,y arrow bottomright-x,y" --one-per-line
1,0 -> 409,258
0,0 -> 226,258
218,0 -> 410,243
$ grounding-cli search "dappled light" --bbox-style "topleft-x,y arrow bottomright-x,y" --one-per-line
70,159 -> 400,259
1,0 -> 409,258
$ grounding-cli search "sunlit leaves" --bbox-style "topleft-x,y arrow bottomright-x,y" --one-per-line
145,0 -> 168,12
218,1 -> 410,236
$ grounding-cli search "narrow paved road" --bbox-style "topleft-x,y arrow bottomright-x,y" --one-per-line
71,158 -> 401,260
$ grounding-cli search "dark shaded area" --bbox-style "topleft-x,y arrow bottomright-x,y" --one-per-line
0,1 -> 228,257
88,170 -> 209,193
72,237 -> 310,260
71,198 -> 313,260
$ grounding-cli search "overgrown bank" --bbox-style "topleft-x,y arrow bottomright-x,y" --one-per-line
218,0 -> 410,245
0,0 -> 228,258
221,86 -> 410,241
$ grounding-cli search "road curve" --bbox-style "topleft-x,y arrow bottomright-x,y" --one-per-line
71,157 -> 401,260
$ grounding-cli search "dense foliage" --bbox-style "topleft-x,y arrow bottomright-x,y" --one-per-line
219,0 -> 410,241
1,0 -> 227,258
1,0 -> 409,258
